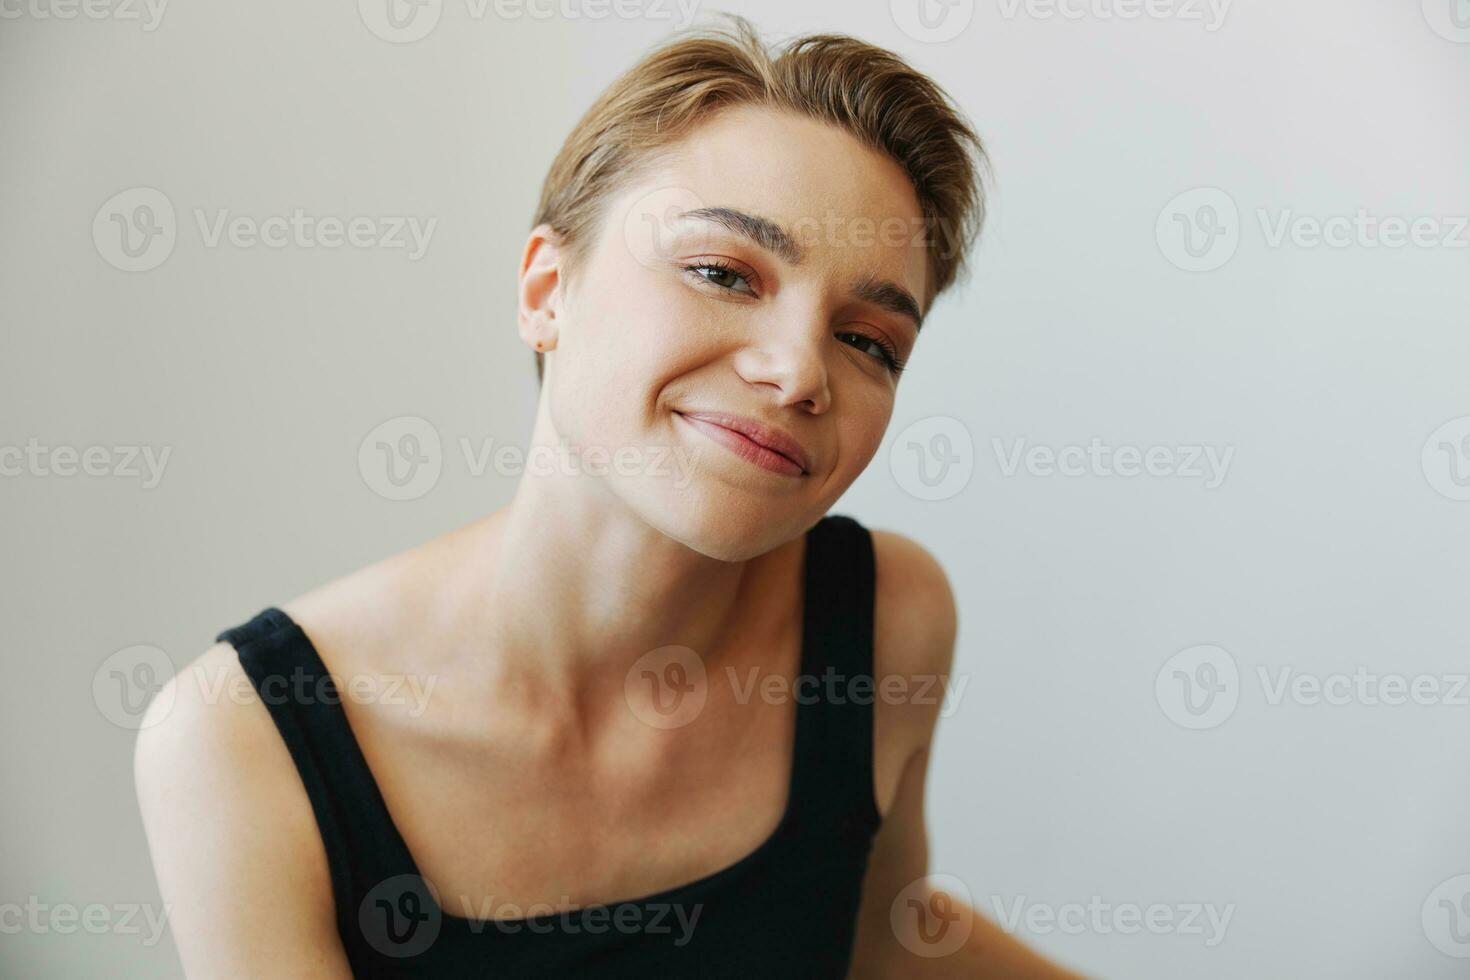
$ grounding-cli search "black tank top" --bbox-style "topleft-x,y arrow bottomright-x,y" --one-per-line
218,513 -> 882,978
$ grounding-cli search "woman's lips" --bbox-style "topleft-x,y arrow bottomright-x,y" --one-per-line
675,412 -> 808,477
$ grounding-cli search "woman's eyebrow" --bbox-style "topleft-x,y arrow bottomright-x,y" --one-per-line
677,206 -> 805,265
674,206 -> 924,333
852,275 -> 924,334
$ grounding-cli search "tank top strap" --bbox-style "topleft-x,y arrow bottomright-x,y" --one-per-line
217,607 -> 419,918
787,514 -> 883,840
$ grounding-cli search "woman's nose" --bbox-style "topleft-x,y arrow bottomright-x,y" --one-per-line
730,328 -> 831,414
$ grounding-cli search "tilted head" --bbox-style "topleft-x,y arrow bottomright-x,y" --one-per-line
517,15 -> 987,558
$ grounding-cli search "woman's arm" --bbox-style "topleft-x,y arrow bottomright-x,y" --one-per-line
849,532 -> 1087,980
133,643 -> 353,979
850,745 -> 1089,979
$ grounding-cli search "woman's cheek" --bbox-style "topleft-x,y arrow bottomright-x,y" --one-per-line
847,403 -> 895,476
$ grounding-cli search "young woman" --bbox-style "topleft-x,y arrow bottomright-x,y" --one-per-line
135,16 -> 1084,979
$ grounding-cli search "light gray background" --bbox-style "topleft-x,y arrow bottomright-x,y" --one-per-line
2,1 -> 1467,976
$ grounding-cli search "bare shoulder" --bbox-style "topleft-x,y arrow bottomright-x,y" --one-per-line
131,515 -> 498,975
133,641 -> 304,827
869,527 -> 958,684
133,641 -> 351,977
866,527 -> 959,816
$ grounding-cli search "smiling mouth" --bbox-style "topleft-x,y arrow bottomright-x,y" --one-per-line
674,412 -> 809,478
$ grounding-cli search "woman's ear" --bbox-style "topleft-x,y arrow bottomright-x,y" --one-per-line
518,223 -> 564,355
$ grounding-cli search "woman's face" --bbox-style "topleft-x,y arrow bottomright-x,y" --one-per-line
536,104 -> 930,560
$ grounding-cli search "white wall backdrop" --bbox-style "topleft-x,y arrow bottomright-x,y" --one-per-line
2,1 -> 1466,976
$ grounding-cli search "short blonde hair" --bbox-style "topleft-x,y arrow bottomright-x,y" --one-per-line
531,14 -> 988,382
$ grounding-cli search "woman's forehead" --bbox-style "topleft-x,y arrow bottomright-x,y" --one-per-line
599,107 -> 930,297
662,105 -> 923,224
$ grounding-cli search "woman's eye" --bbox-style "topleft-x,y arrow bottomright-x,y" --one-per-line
684,263 -> 756,296
838,331 -> 902,372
